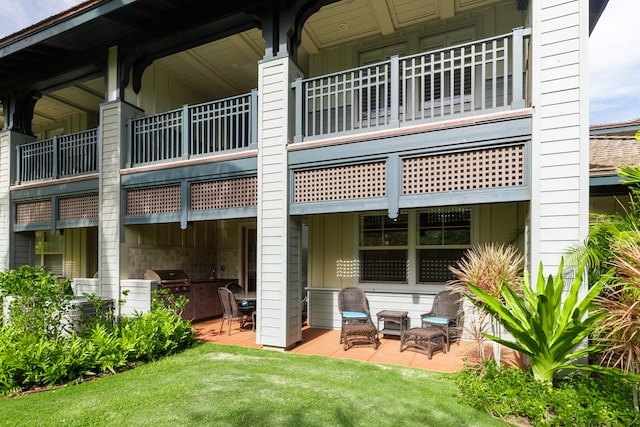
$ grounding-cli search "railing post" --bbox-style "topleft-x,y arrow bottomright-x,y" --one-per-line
292,77 -> 303,143
389,55 -> 400,128
15,144 -> 21,185
511,27 -> 526,110
250,89 -> 258,149
126,118 -> 133,168
52,135 -> 59,179
182,104 -> 190,160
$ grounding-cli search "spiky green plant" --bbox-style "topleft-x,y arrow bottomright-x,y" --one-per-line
464,257 -> 637,385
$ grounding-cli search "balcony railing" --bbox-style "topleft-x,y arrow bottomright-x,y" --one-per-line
128,91 -> 258,167
292,28 -> 530,142
16,128 -> 98,184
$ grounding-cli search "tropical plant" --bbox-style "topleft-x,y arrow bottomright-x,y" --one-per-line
0,265 -> 74,340
463,257 -> 635,384
568,165 -> 640,283
448,243 -> 523,364
594,232 -> 640,411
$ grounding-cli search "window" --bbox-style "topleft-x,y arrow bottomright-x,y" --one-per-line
358,213 -> 408,283
35,230 -> 64,276
358,43 -> 407,119
419,26 -> 475,110
416,208 -> 471,283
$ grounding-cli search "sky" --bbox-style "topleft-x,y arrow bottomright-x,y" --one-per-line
0,0 -> 638,126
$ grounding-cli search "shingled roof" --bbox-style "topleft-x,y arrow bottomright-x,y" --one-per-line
590,135 -> 640,174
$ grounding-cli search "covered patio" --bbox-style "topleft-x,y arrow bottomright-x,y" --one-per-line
193,317 -> 526,373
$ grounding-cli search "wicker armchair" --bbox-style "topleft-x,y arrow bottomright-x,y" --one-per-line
218,287 -> 254,335
420,290 -> 463,350
337,287 -> 379,350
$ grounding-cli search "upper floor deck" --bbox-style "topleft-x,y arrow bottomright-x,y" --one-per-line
14,28 -> 530,184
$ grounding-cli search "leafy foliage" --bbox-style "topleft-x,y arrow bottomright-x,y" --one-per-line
455,359 -> 639,426
463,258 -> 631,384
0,265 -> 74,340
0,271 -> 194,396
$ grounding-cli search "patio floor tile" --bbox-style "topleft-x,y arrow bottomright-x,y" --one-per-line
193,317 -> 525,373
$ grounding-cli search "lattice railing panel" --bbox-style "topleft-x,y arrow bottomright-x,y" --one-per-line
16,200 -> 52,224
59,194 -> 99,220
293,162 -> 386,203
127,186 -> 181,215
402,145 -> 524,194
191,177 -> 257,210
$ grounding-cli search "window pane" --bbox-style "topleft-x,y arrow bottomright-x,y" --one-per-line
418,208 -> 471,246
419,229 -> 442,245
417,248 -> 467,283
359,250 -> 407,282
360,213 -> 408,246
444,229 -> 470,245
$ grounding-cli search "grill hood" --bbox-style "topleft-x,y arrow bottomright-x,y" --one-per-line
143,269 -> 191,284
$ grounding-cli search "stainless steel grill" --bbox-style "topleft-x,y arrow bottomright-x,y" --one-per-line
143,269 -> 191,295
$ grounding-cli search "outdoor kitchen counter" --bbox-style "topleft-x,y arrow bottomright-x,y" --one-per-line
190,280 -> 237,321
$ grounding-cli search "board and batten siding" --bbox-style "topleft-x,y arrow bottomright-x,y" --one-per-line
308,288 -> 445,331
257,56 -> 303,349
529,0 -> 589,275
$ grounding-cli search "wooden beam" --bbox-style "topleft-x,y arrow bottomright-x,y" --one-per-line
438,0 -> 455,20
369,1 -> 395,36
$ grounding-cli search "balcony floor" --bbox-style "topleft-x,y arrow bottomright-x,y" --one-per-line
194,317 -> 526,373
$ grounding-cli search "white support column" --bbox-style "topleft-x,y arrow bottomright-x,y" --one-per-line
0,130 -> 12,270
256,56 -> 303,349
0,130 -> 36,270
529,0 -> 589,278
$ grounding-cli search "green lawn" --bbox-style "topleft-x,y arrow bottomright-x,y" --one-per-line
0,342 -> 505,427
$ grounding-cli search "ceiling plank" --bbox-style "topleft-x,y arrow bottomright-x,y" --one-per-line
437,0 -> 455,19
45,94 -> 93,114
368,1 -> 395,35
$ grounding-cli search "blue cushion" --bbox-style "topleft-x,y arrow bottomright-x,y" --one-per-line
242,301 -> 256,307
342,311 -> 368,319
422,316 -> 448,325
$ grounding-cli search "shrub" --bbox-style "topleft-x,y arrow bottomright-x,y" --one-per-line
0,265 -> 74,340
462,257 -> 629,384
455,359 -> 639,426
0,285 -> 195,396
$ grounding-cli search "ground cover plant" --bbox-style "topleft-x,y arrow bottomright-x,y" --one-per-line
0,266 -> 195,396
0,342 -> 506,427
449,243 -> 640,424
456,359 -> 638,426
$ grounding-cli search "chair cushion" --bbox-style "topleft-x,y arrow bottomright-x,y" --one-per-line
342,311 -> 368,319
242,301 -> 256,307
422,316 -> 448,325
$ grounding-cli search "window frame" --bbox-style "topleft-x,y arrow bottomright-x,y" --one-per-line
355,208 -> 476,287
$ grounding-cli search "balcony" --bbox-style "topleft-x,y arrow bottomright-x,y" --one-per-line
15,29 -> 531,182
292,28 -> 530,143
16,128 -> 98,185
127,91 -> 258,167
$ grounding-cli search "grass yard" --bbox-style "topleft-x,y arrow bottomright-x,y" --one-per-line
0,342 -> 505,427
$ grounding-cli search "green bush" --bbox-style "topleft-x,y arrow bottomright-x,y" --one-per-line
0,265 -> 74,340
0,280 -> 195,396
455,360 -> 639,426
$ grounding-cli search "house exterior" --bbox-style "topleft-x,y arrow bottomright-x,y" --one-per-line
0,0 -> 607,350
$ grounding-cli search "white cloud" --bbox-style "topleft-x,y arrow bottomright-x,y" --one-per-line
0,0 -> 86,39
589,0 -> 640,124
